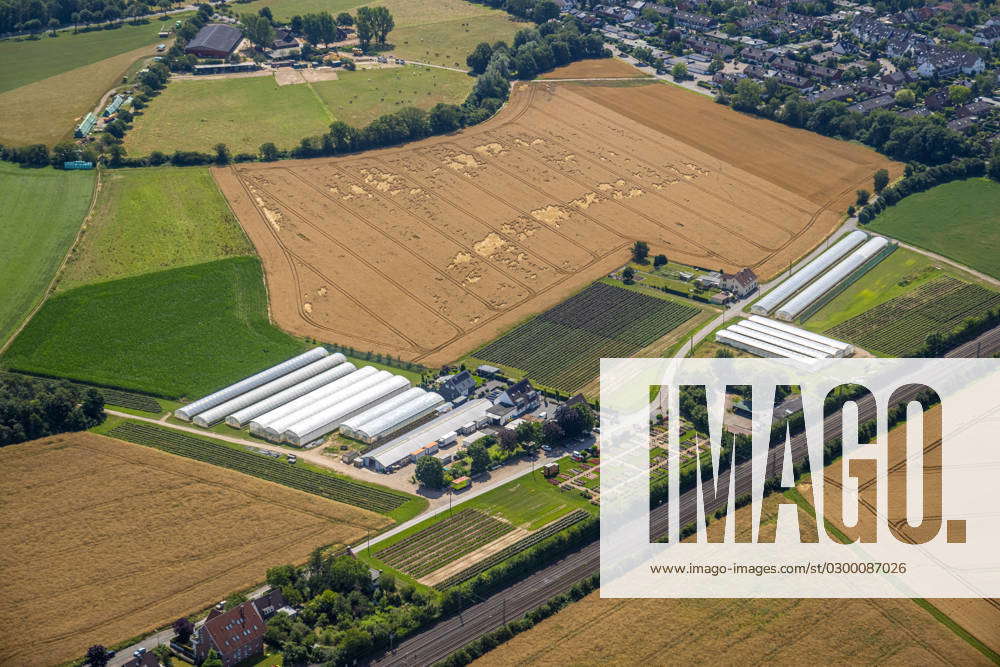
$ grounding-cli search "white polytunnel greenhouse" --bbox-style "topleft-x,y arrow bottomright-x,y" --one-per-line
775,236 -> 890,321
281,375 -> 412,446
259,369 -> 394,441
751,230 -> 867,315
716,317 -> 853,360
346,390 -> 446,444
338,387 -> 430,439
174,347 -> 329,421
226,361 -> 357,428
248,365 -> 377,437
192,353 -> 346,427
746,316 -> 853,356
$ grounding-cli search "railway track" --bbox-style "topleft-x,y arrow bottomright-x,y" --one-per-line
370,325 -> 1000,666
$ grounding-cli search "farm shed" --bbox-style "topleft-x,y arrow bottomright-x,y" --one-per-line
347,391 -> 447,444
258,369 -> 392,441
75,112 -> 97,138
184,24 -> 243,58
281,375 -> 411,446
339,388 -> 439,441
751,230 -> 868,315
226,360 -> 356,427
776,237 -> 892,321
716,317 -> 853,360
363,399 -> 492,472
247,365 -> 377,437
192,353 -> 346,427
175,347 -> 328,421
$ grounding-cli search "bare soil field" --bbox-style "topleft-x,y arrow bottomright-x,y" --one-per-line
820,405 -> 1000,655
0,432 -> 390,666
214,81 -> 897,365
473,493 -> 988,666
538,58 -> 651,79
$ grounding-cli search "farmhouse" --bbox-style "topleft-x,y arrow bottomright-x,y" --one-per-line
435,370 -> 477,402
489,379 -> 541,424
185,24 -> 243,58
720,268 -> 758,298
192,600 -> 265,667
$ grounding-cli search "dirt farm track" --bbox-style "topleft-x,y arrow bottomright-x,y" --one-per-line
214,81 -> 898,365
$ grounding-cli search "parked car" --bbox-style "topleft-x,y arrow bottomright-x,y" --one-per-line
541,444 -> 552,452
133,647 -> 147,658
287,454 -> 297,464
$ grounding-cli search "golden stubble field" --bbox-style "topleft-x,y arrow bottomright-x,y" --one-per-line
0,433 -> 391,666
214,81 -> 898,366
818,405 -> 1000,656
473,492 -> 990,666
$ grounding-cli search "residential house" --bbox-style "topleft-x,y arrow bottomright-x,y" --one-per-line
436,370 -> 477,402
857,77 -> 896,95
252,588 -> 291,621
673,10 -> 717,30
720,268 -> 758,298
924,87 -> 950,110
806,84 -> 857,102
123,653 -> 159,667
773,71 -> 814,90
192,601 -> 266,667
913,45 -> 985,78
947,117 -> 978,132
492,379 -> 541,423
848,93 -> 896,114
974,24 -> 1000,46
687,35 -> 735,58
740,46 -> 774,64
955,99 -> 992,118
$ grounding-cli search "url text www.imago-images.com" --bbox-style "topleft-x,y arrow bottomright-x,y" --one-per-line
599,357 -> 1000,598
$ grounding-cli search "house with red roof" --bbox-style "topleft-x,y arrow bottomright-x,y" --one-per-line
191,600 -> 265,667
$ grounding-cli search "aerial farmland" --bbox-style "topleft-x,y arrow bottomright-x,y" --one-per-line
214,80 -> 895,366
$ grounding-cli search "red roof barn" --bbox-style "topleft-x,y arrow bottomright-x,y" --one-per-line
191,600 -> 265,667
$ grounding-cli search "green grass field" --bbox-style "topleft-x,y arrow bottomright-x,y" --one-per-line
1,256 -> 308,398
803,247 -> 987,333
0,19 -> 174,94
124,65 -> 472,154
868,178 -> 1000,280
235,0 -> 528,67
124,75 -> 333,155
311,66 -> 473,127
0,164 -> 95,348
58,167 -> 252,290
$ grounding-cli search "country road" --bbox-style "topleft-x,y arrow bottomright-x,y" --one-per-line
370,324 -> 1000,666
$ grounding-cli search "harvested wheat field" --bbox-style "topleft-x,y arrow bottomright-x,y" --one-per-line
538,58 -> 651,79
0,432 -> 390,666
214,81 -> 897,365
819,404 -> 1000,656
473,493 -> 989,667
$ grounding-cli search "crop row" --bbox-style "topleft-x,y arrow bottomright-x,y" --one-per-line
107,422 -> 408,514
476,284 -> 697,392
376,509 -> 492,561
829,280 -> 1000,356
0,371 -> 163,413
377,510 -> 515,577
433,509 -> 591,590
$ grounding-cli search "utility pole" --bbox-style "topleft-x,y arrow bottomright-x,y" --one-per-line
367,530 -> 371,556
502,598 -> 507,625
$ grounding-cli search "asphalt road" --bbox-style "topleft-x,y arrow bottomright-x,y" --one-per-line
371,326 -> 1000,666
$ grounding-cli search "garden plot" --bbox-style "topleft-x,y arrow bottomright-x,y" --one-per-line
214,81 -> 895,365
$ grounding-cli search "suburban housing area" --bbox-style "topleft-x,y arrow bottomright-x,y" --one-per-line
1,0 -> 1000,664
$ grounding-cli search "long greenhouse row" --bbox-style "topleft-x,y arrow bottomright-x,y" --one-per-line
751,231 -> 895,322
716,316 -> 853,360
174,348 -> 444,448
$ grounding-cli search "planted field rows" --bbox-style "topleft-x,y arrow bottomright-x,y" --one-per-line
475,282 -> 699,391
107,422 -> 408,514
0,371 -> 162,413
375,509 -> 514,578
827,277 -> 1000,356
433,509 -> 592,590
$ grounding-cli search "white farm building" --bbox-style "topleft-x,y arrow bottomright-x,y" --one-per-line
751,231 -> 868,315
281,374 -> 412,446
776,236 -> 892,321
716,316 -> 853,359
175,347 -> 330,421
340,388 -> 446,444
192,354 -> 346,427
362,399 -> 492,472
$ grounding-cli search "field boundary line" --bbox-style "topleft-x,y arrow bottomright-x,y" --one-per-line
305,80 -> 337,124
886,238 -> 1000,289
0,167 -> 101,356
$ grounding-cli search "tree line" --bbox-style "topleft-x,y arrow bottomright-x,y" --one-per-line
1,0 -> 176,37
716,76 -> 988,167
857,157 -> 988,224
0,374 -> 104,446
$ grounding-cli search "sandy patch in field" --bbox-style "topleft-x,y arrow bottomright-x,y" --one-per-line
0,432 -> 389,666
419,527 -> 530,587
213,81 -> 897,365
538,58 -> 653,79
